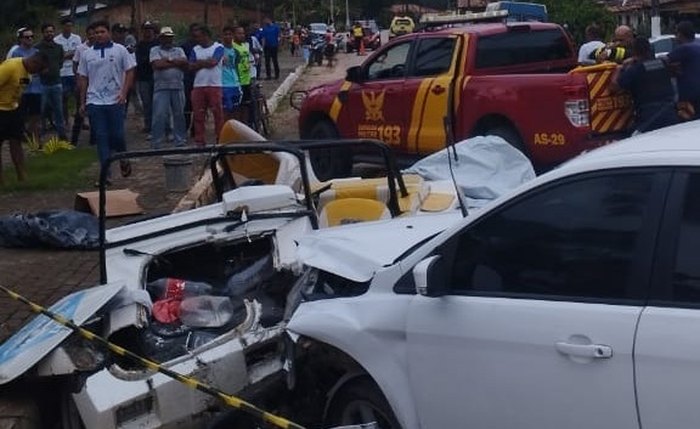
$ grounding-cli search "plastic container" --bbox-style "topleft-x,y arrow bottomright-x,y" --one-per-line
162,155 -> 193,192
179,296 -> 235,328
147,278 -> 213,301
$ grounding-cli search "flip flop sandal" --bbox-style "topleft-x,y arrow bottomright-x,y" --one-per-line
120,160 -> 132,178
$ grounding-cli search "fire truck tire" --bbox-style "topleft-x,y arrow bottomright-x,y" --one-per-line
307,121 -> 353,181
485,125 -> 526,154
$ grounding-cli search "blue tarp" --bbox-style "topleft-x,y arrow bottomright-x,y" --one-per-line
0,210 -> 99,249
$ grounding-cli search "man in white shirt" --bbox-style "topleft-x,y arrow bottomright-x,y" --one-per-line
188,25 -> 224,146
54,18 -> 82,128
70,23 -> 95,146
77,20 -> 136,185
578,24 -> 605,66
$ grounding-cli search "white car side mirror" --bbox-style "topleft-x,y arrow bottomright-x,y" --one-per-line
413,255 -> 443,297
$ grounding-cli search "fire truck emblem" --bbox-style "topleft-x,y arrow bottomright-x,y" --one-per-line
362,90 -> 385,122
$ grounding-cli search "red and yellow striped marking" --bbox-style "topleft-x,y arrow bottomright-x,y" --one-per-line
329,80 -> 353,122
573,64 -> 633,134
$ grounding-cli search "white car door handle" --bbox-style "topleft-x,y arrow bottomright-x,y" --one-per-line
555,342 -> 613,359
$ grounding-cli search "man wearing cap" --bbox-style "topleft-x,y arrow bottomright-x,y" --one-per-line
135,21 -> 158,136
54,17 -> 82,130
77,20 -> 136,185
0,52 -> 49,185
150,26 -> 188,148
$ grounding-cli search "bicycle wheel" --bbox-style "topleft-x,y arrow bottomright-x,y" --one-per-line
257,96 -> 271,137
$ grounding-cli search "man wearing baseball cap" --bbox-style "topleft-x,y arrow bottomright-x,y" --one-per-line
150,26 -> 189,148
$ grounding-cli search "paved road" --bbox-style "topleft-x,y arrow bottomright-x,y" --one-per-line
0,50 -> 306,342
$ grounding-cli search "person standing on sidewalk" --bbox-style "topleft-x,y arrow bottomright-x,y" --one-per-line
189,25 -> 224,146
261,18 -> 280,80
0,52 -> 48,185
135,21 -> 158,137
666,21 -> 700,119
36,23 -> 68,140
150,26 -> 188,149
77,20 -> 136,185
181,23 -> 201,137
233,25 -> 256,128
54,18 -> 82,131
11,28 -> 42,148
71,24 -> 96,146
221,26 -> 242,121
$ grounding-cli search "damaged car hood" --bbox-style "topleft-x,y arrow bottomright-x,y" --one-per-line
0,282 -> 124,384
297,212 -> 462,282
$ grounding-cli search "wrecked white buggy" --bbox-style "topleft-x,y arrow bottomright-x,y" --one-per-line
0,138 -> 437,429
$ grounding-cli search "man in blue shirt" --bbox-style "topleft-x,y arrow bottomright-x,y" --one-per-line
260,18 -> 280,80
666,21 -> 700,119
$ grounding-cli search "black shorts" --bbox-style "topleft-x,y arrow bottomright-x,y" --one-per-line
20,93 -> 41,117
0,108 -> 25,141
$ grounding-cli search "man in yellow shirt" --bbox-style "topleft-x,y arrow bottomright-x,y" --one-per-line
0,53 -> 48,184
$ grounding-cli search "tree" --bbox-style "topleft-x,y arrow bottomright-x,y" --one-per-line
532,0 -> 616,44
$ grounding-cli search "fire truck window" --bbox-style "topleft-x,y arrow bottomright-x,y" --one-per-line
411,38 -> 456,77
475,29 -> 572,69
367,42 -> 411,80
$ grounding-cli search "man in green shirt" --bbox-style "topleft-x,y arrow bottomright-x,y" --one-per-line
35,23 -> 67,140
232,26 -> 255,127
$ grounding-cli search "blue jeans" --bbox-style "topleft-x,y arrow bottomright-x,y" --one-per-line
42,84 -> 67,139
87,104 -> 126,177
152,89 -> 187,149
137,80 -> 154,132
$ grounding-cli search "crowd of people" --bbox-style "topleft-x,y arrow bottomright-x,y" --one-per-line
0,17 -> 287,186
577,21 -> 700,134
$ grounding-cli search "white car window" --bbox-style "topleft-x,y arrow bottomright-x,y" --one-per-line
448,172 -> 657,300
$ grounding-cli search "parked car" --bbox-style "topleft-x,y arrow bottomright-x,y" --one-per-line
485,1 -> 548,22
389,16 -> 415,38
649,33 -> 700,57
281,120 -> 700,428
294,21 -> 635,178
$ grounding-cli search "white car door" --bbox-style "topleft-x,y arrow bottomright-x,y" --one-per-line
406,170 -> 668,429
636,171 -> 700,429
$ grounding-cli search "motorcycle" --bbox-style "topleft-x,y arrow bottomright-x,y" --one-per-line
310,38 -> 326,66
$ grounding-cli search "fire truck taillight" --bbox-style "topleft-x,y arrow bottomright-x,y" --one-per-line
565,99 -> 590,128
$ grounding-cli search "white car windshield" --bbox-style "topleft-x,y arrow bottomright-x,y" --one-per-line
310,23 -> 327,33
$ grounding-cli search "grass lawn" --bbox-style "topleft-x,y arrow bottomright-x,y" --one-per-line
1,147 -> 97,192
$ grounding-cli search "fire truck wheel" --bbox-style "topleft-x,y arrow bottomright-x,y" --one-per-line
486,125 -> 526,154
307,121 -> 353,181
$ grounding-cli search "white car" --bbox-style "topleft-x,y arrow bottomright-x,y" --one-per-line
282,120 -> 700,429
650,33 -> 700,57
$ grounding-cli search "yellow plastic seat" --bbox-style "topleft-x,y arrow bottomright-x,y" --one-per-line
219,119 -> 279,184
317,174 -> 427,216
319,198 -> 391,228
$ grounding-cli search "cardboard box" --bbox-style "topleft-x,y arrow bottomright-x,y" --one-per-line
74,189 -> 144,218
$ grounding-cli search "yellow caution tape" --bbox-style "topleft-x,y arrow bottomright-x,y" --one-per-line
0,285 -> 305,429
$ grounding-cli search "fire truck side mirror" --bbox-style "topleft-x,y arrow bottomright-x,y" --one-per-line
346,66 -> 364,83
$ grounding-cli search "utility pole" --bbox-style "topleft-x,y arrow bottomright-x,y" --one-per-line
345,0 -> 350,28
650,0 -> 661,38
330,0 -> 335,25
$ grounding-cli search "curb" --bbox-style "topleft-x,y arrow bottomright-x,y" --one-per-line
266,63 -> 307,114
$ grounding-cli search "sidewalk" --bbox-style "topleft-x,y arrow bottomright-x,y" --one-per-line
0,50 -> 305,342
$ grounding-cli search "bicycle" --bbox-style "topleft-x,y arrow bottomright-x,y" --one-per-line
250,82 -> 271,137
